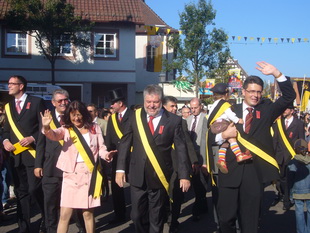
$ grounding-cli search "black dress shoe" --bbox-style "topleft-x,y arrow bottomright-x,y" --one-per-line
283,202 -> 294,211
271,194 -> 283,206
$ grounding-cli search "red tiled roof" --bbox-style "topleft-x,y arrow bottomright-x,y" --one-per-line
0,0 -> 144,24
136,1 -> 178,34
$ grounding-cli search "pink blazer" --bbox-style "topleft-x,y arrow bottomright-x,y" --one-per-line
43,124 -> 108,173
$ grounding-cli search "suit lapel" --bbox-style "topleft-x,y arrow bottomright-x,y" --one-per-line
52,110 -> 61,128
235,104 -> 244,132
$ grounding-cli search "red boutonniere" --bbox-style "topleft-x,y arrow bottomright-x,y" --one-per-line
289,132 -> 293,138
159,125 -> 164,134
256,110 -> 260,119
26,102 -> 31,109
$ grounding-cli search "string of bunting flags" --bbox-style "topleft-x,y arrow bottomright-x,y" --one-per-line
143,25 -> 309,45
229,36 -> 309,44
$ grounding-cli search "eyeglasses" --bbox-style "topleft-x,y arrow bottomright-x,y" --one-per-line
8,82 -> 22,86
244,89 -> 263,95
55,98 -> 69,104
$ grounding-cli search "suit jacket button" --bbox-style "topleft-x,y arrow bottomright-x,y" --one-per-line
75,172 -> 77,174
85,183 -> 87,185
75,183 -> 78,185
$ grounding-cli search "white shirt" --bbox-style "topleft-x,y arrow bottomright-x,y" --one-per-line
190,112 -> 202,131
118,107 -> 128,119
15,93 -> 28,109
147,109 -> 163,131
285,115 -> 294,129
76,132 -> 90,163
55,110 -> 63,123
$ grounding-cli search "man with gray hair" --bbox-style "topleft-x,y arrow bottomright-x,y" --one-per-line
116,85 -> 191,233
35,89 -> 84,233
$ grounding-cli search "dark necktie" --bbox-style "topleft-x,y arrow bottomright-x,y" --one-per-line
190,115 -> 197,139
148,116 -> 155,135
16,100 -> 22,114
119,113 -> 122,122
59,115 -> 65,126
245,107 -> 253,134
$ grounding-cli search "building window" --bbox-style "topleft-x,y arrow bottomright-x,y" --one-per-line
146,45 -> 156,72
55,34 -> 72,56
94,33 -> 117,58
5,30 -> 28,55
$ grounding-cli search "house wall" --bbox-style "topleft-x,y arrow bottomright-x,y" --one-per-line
0,24 -> 136,107
135,33 -> 175,104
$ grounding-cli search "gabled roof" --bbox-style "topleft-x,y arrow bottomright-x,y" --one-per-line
0,0 -> 144,24
136,0 -> 178,34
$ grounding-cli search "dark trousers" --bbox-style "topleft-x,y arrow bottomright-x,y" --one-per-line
191,171 -> 207,216
217,165 -> 263,233
169,178 -> 184,228
277,164 -> 290,207
111,157 -> 126,218
14,164 -> 44,233
130,185 -> 167,233
42,176 -> 62,233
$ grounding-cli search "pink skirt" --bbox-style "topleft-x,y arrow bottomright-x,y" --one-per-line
60,162 -> 101,209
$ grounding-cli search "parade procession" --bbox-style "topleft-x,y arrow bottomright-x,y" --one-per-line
0,0 -> 310,233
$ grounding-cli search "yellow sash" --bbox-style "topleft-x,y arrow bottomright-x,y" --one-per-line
68,128 -> 103,198
276,118 -> 296,159
111,113 -> 123,139
49,119 -> 64,146
237,132 -> 279,170
135,108 -> 169,194
205,101 -> 231,186
4,103 -> 36,158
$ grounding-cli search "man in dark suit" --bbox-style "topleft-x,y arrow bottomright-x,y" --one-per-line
163,96 -> 196,233
105,90 -> 132,224
208,62 -> 296,233
34,89 -> 72,233
3,75 -> 46,233
272,104 -> 305,210
115,85 -> 191,233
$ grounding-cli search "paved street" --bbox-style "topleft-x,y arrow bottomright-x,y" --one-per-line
0,184 -> 296,233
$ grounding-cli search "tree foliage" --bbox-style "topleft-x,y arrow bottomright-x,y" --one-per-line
166,0 -> 230,97
4,0 -> 93,84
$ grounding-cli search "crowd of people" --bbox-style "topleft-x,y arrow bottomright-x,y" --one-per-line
0,61 -> 309,233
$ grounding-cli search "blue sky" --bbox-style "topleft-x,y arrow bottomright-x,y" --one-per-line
146,0 -> 310,81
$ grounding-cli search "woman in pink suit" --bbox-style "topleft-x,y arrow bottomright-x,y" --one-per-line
41,101 -> 115,233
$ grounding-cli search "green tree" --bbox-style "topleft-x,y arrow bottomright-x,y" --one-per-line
166,0 -> 230,97
4,0 -> 93,84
